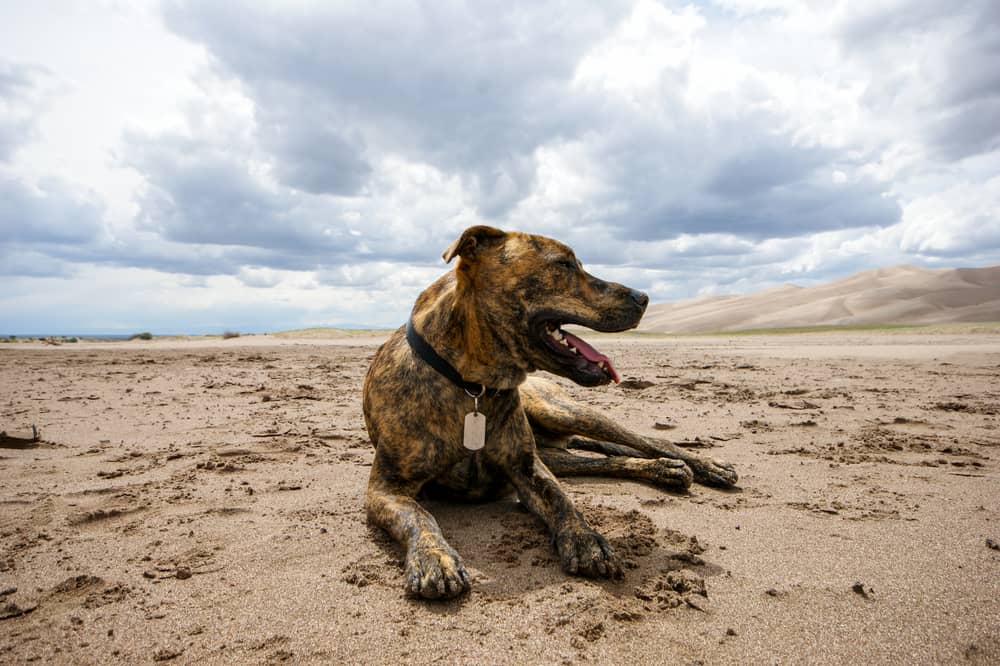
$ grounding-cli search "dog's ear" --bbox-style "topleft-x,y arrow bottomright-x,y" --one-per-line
442,226 -> 507,264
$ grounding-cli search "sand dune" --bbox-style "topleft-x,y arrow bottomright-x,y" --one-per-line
640,264 -> 1000,333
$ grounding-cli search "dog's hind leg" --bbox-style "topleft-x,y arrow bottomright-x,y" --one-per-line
563,437 -> 645,458
537,446 -> 692,490
365,462 -> 470,600
522,378 -> 738,488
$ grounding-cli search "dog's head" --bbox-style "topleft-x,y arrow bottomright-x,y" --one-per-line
442,225 -> 648,387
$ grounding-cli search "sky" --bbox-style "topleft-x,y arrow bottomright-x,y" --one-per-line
1,0 -> 999,335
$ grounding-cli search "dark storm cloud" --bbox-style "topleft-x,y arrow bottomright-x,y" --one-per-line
649,177 -> 900,239
707,144 -> 832,199
931,3 -> 1000,160
838,0 -> 950,45
259,115 -> 372,196
127,133 -> 290,247
932,97 -> 1000,161
0,175 -> 104,245
569,112 -> 901,253
127,131 -> 379,263
160,1 -> 628,217
55,235 -> 260,277
119,128 -> 457,274
841,0 -> 1000,161
698,142 -> 900,238
0,247 -> 73,278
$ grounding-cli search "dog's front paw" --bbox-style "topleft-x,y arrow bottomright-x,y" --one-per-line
405,542 -> 470,600
555,526 -> 623,580
646,458 -> 693,489
690,456 -> 739,488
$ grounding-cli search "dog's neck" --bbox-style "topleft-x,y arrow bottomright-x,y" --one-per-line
410,273 -> 528,390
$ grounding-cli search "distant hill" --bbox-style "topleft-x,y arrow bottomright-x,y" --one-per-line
639,264 -> 1000,334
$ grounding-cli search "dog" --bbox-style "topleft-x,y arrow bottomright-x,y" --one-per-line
363,226 -> 737,599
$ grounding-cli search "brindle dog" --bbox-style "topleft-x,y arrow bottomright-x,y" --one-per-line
363,226 -> 737,599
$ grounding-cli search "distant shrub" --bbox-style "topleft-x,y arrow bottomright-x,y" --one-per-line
222,331 -> 240,339
64,337 -> 78,343
129,332 -> 153,340
1,336 -> 15,343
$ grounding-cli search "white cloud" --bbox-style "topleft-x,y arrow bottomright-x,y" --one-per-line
894,172 -> 1000,256
573,1 -> 704,99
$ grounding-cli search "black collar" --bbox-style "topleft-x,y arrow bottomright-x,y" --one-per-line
405,318 -> 511,397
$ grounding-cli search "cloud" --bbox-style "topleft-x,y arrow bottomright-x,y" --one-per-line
708,144 -> 832,200
2,1 -> 999,334
839,0 -> 1000,161
159,1 -> 634,218
0,60 -> 105,259
144,0 -> 906,266
261,120 -> 371,196
0,176 -> 104,245
893,171 -> 1000,257
124,119 -> 477,269
0,61 -> 50,162
130,136 -> 279,245
107,64 -> 499,275
0,247 -> 74,278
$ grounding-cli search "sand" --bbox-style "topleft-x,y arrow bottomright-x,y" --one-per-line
1,331 -> 998,664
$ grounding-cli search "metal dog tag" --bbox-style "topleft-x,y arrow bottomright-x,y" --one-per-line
463,411 -> 486,450
463,386 -> 487,451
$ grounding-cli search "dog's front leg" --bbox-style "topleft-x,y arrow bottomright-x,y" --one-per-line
508,453 -> 623,580
365,471 -> 470,599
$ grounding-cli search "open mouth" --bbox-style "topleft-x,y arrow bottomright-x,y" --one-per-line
542,322 -> 620,384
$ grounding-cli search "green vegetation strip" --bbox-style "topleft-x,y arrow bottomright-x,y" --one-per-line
715,322 -> 1000,336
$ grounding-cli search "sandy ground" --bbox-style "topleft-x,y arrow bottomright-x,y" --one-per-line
1,331 -> 998,664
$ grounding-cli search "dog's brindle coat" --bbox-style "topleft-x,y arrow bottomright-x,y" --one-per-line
363,226 -> 737,599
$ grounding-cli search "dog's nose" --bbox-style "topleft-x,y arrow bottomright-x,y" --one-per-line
630,289 -> 649,309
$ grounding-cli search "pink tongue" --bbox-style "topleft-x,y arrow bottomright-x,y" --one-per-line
562,331 -> 621,383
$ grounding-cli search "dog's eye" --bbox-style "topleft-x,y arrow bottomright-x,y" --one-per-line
557,258 -> 577,271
